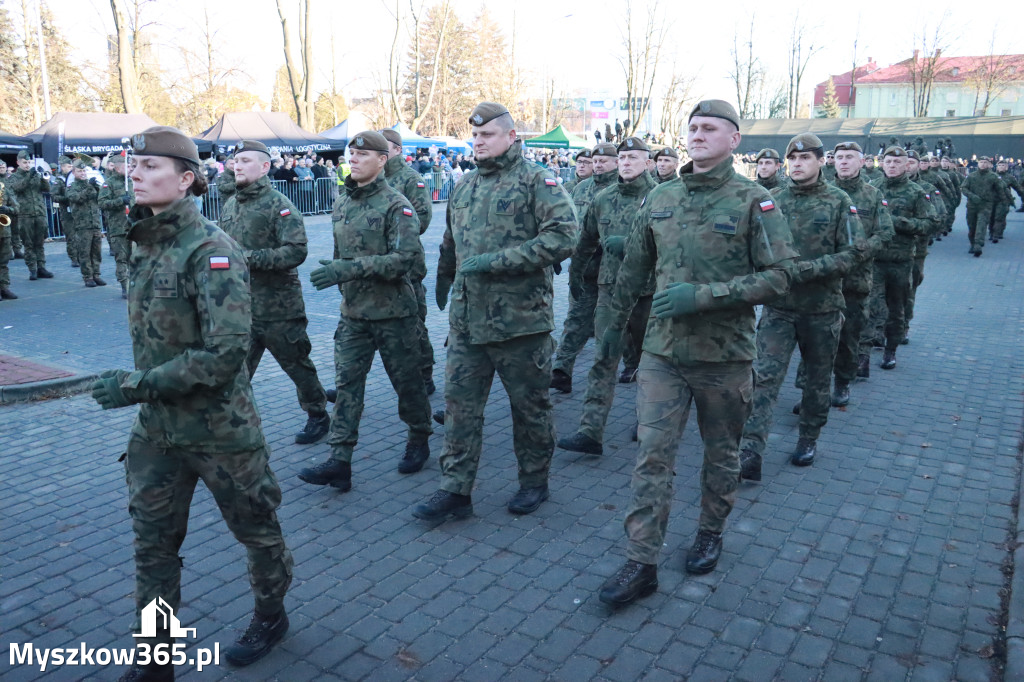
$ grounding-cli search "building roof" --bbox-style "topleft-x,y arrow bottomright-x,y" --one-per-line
856,53 -> 1024,85
813,62 -> 880,107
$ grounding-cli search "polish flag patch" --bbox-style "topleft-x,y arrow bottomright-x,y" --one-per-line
403,207 -> 414,217
759,199 -> 775,212
849,205 -> 858,214
545,178 -> 558,186
280,208 -> 291,217
924,194 -> 931,200
209,256 -> 230,269
416,182 -> 425,188
881,199 -> 888,206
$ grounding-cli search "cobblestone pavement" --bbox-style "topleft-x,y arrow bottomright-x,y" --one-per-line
1,205 -> 1022,681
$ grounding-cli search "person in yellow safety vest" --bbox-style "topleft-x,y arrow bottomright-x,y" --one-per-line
337,158 -> 352,184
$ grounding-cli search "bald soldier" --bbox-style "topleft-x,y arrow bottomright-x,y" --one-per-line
652,147 -> 679,184
414,102 -> 576,522
754,148 -> 782,190
218,139 -> 331,446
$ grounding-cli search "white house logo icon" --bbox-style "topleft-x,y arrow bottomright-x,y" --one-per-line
133,597 -> 197,639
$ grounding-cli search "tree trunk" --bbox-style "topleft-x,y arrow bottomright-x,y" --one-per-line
275,0 -> 308,127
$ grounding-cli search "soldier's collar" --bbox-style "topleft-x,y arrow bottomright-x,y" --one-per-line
680,156 -> 734,189
384,154 -> 408,176
593,168 -> 618,186
127,197 -> 201,245
236,174 -> 270,200
475,140 -> 522,176
344,173 -> 386,198
618,171 -> 655,196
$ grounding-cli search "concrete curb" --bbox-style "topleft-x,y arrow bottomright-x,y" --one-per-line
1006,435 -> 1024,681
0,373 -> 98,405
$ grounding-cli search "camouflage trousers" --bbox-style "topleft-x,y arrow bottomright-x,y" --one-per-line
905,255 -> 926,324
20,214 -> 47,272
740,307 -> 843,456
414,279 -> 435,380
124,435 -> 293,643
246,317 -> 327,416
61,210 -> 76,262
109,234 -> 131,286
439,330 -> 555,497
990,201 -> 1010,240
966,204 -> 993,252
0,223 -> 9,287
76,228 -> 103,280
551,277 -> 598,376
862,260 -> 913,353
327,315 -> 432,463
624,356 -> 751,564
9,215 -> 21,251
833,293 -> 868,385
579,286 -> 652,442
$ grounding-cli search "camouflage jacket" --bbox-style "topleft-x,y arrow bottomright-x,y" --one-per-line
940,167 -> 962,197
920,168 -> 957,215
908,172 -> 945,255
834,173 -> 895,294
655,170 -> 678,185
569,168 -> 617,281
876,173 -> 933,262
756,174 -> 780,191
219,174 -> 308,321
8,168 -> 49,216
564,171 -> 589,194
962,168 -> 1002,206
330,173 -> 424,321
822,164 -> 837,183
384,154 -> 432,235
611,156 -> 796,364
439,140 -> 577,344
66,177 -> 102,231
770,174 -> 866,314
97,172 -> 133,237
49,174 -> 67,209
862,166 -> 884,184
997,170 -> 1023,204
123,197 -> 264,453
216,168 -> 236,200
571,171 -> 656,293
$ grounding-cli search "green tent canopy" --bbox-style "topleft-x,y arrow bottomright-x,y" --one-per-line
523,125 -> 590,149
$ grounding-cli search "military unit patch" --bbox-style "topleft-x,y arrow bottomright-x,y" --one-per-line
209,256 -> 230,269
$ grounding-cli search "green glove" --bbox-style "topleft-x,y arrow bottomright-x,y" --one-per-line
436,275 -> 453,310
652,282 -> 698,319
310,259 -> 356,290
597,327 -> 624,360
603,235 -> 626,258
459,253 -> 495,274
91,370 -> 136,410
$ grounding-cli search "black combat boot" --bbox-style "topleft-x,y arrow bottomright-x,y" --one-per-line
507,484 -> 548,514
295,412 -> 330,444
297,459 -> 351,491
36,266 -> 53,278
618,366 -> 638,383
599,560 -> 658,606
881,349 -> 896,370
325,388 -> 337,402
398,440 -> 429,474
93,276 -> 107,286
856,354 -> 870,379
739,448 -> 761,482
12,248 -> 23,259
685,529 -> 723,574
0,287 -> 17,300
84,279 -> 97,287
792,401 -> 801,415
557,431 -> 603,455
413,490 -> 472,521
70,260 -> 79,267
831,382 -> 850,407
28,267 -> 37,280
550,368 -> 572,393
117,662 -> 174,682
224,609 -> 289,667
432,409 -> 445,425
791,437 -> 816,466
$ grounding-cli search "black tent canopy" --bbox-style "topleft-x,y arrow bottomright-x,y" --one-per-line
27,112 -> 162,161
0,128 -> 32,154
197,112 -> 346,156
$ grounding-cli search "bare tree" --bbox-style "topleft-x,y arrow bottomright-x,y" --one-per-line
658,64 -> 696,139
408,0 -> 452,132
619,0 -> 666,137
109,0 -> 142,113
785,13 -> 823,118
967,31 -> 1022,115
275,0 -> 315,128
730,17 -> 763,119
907,13 -> 955,117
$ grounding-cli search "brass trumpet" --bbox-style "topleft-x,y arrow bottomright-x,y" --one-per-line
0,183 -> 10,227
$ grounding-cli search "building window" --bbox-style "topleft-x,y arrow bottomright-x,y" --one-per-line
1002,109 -> 1012,116
889,91 -> 897,106
951,67 -> 959,76
946,109 -> 956,117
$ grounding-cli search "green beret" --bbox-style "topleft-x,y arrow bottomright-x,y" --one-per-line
48,162 -> 57,170
109,153 -> 126,165
785,133 -> 823,157
380,129 -> 402,147
883,146 -> 907,158
617,137 -> 649,153
653,147 -> 679,160
688,99 -> 740,129
349,131 -> 389,153
131,126 -> 201,165
574,149 -> 592,160
755,148 -> 780,162
17,150 -> 31,161
592,142 -> 618,158
58,155 -> 73,165
468,102 -> 511,127
235,139 -> 270,156
978,155 -> 992,162
906,149 -> 920,160
833,141 -> 862,154
72,160 -> 89,170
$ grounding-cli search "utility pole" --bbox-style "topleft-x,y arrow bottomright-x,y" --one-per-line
35,0 -> 51,119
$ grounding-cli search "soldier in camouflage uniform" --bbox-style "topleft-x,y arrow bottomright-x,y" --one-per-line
219,140 -> 330,446
550,142 -> 618,392
821,150 -> 837,182
299,131 -> 433,491
992,160 -> 1022,241
863,146 -> 935,370
8,150 -> 53,280
98,154 -> 134,298
962,156 -> 1002,257
738,133 -> 866,475
50,156 -> 78,266
413,102 -> 576,522
598,101 -> 796,607
381,128 -> 436,393
0,160 -> 23,259
0,173 -> 16,299
920,154 -> 957,240
90,127 -> 293,680
904,152 -> 946,337
216,156 -> 236,201
563,148 -> 593,194
862,156 -> 884,184
831,142 -> 893,390
66,160 -> 107,287
754,148 -> 782,190
558,137 -> 657,456
653,146 -> 679,184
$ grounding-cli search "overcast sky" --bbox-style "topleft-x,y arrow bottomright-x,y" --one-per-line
43,0 -> 1024,118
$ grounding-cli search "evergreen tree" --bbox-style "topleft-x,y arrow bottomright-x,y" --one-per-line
820,76 -> 841,118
